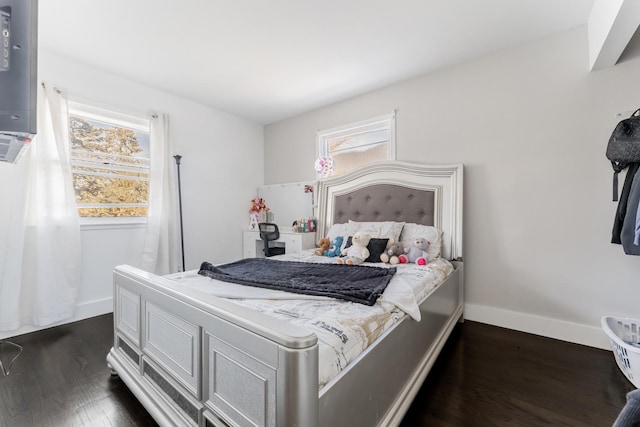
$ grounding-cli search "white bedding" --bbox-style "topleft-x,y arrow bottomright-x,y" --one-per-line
166,252 -> 453,388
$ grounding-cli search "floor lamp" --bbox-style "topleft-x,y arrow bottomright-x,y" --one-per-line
174,155 -> 186,272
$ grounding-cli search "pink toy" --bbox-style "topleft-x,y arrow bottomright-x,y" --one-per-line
398,238 -> 430,266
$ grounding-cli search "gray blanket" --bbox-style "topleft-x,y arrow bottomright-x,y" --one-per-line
198,259 -> 396,306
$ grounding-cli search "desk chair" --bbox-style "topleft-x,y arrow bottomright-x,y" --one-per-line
258,223 -> 286,257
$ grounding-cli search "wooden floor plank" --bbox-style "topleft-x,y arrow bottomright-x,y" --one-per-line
0,315 -> 631,426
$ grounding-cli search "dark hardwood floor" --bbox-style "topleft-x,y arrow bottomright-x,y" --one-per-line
400,322 -> 631,427
0,314 -> 631,427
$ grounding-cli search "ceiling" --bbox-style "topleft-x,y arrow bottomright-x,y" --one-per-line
38,0 -> 595,124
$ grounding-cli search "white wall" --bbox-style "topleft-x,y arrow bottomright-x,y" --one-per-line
264,26 -> 640,349
0,51 -> 264,339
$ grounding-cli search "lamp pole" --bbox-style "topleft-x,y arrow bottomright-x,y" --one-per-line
174,155 -> 185,271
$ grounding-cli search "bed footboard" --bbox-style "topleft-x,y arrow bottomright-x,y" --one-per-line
107,264 -> 319,427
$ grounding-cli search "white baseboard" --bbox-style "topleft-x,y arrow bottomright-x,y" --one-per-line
0,297 -> 113,341
73,296 -> 113,321
464,303 -> 612,350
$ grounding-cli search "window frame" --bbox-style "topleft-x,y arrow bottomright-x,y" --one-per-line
67,101 -> 151,228
316,113 -> 396,177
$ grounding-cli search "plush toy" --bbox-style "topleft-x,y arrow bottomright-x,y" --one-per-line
315,237 -> 331,256
337,232 -> 371,265
398,238 -> 430,266
324,236 -> 344,257
380,239 -> 404,265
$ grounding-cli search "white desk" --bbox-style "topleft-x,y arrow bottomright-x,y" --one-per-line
243,229 -> 317,258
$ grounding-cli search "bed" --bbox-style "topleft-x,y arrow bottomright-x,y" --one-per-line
106,160 -> 464,427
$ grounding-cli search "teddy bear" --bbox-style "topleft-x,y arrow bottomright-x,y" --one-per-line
379,239 -> 404,265
398,238 -> 430,266
337,232 -> 371,265
324,236 -> 344,257
315,237 -> 331,256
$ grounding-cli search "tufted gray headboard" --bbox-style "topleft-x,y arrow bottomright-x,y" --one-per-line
332,184 -> 435,226
316,161 -> 464,260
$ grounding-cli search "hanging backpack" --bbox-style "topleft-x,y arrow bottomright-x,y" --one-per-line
607,109 -> 640,201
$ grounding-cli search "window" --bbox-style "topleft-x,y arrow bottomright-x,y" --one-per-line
68,102 -> 150,221
317,113 -> 396,177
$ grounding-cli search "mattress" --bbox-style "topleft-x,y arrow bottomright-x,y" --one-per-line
166,252 -> 453,388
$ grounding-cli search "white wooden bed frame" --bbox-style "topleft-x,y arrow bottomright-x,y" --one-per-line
107,161 -> 464,427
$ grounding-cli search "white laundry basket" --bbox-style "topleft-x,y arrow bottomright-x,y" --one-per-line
602,316 -> 640,388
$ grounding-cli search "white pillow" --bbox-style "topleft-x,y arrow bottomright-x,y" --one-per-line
399,223 -> 443,261
326,222 -> 355,253
326,223 -> 349,241
347,220 -> 405,242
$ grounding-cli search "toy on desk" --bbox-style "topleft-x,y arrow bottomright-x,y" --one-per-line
292,218 -> 317,233
398,238 -> 430,266
337,232 -> 371,265
315,237 -> 331,256
323,236 -> 343,257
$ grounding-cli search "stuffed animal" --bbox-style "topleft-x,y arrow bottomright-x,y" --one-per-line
380,239 -> 404,265
315,237 -> 331,256
337,232 -> 371,265
398,238 -> 430,266
324,236 -> 344,257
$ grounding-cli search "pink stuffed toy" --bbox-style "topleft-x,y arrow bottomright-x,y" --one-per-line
398,238 -> 430,266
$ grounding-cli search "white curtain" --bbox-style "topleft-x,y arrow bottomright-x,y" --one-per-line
140,113 -> 179,274
0,84 -> 81,331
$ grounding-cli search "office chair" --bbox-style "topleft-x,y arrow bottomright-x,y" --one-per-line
258,223 -> 286,257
